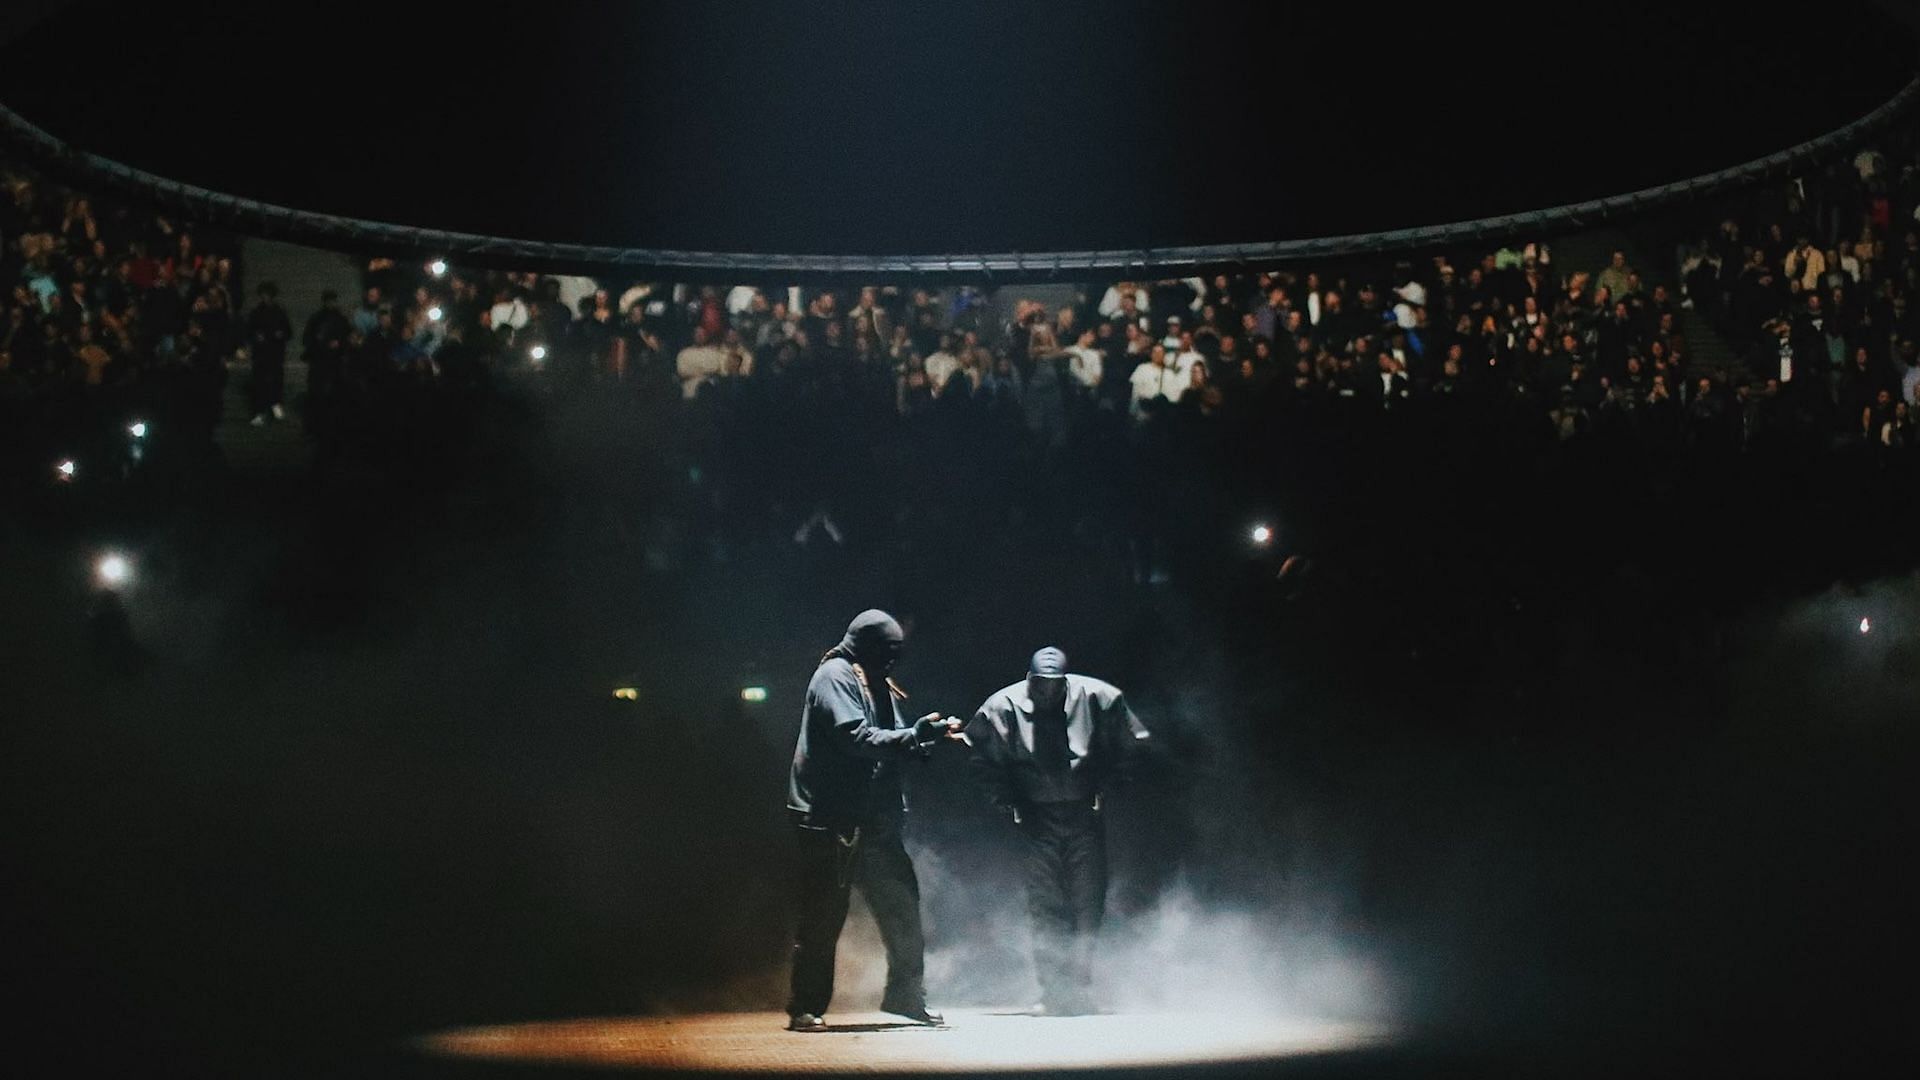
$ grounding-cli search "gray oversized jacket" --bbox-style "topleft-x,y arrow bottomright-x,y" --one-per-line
786,656 -> 923,831
965,674 -> 1149,811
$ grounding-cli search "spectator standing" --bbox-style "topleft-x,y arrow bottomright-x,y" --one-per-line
487,285 -> 529,347
1128,343 -> 1184,419
246,282 -> 292,425
352,285 -> 384,337
1785,236 -> 1828,294
73,324 -> 111,387
302,289 -> 350,434
676,326 -> 729,399
923,333 -> 963,395
1596,251 -> 1634,300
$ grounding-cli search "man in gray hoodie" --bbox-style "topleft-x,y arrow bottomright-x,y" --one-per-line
785,609 -> 957,1032
963,647 -> 1150,1015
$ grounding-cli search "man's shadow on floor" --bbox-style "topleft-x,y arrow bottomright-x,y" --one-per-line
821,1022 -> 947,1033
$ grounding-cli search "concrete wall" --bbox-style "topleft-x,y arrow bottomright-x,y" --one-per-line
239,237 -> 362,340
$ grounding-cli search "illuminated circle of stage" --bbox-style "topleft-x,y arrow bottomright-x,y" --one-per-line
418,1009 -> 1391,1074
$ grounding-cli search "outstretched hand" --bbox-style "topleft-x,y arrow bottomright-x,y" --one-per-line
912,713 -> 969,744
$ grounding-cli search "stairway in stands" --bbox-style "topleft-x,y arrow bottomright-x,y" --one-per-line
1551,226 -> 1746,383
1676,302 -> 1746,383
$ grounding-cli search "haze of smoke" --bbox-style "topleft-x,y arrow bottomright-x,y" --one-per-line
1754,570 -> 1920,720
813,590 -> 1398,1024
794,844 -> 1395,1021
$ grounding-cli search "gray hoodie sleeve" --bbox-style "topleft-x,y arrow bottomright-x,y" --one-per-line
816,664 -> 921,759
964,701 -> 1023,816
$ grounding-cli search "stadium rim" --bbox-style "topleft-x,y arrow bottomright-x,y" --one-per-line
1,22 -> 1917,284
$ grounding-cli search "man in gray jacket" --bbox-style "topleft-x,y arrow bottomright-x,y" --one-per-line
786,609 -> 956,1032
963,647 -> 1150,1015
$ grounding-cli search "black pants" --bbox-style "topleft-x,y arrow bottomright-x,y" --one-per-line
1022,797 -> 1107,1009
251,349 -> 285,414
788,815 -> 927,1018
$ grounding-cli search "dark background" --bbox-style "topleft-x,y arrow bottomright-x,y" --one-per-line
5,378 -> 1916,1078
3,2 -> 1918,1077
0,0 -> 1912,254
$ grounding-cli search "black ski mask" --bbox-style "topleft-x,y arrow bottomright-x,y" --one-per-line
832,609 -> 905,675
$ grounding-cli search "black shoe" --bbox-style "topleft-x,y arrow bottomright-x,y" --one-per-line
880,1003 -> 945,1026
786,1012 -> 828,1032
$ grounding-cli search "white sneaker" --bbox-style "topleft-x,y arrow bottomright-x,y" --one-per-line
271,403 -> 286,420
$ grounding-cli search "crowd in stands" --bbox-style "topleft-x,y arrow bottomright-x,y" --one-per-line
1680,135 -> 1920,449
6,122 -> 1920,571
1,173 -> 247,477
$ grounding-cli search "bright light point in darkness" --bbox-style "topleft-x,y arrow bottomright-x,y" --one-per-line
96,553 -> 132,588
428,306 -> 444,322
529,345 -> 548,361
429,259 -> 447,277
612,687 -> 639,701
128,421 -> 147,438
1859,618 -> 1871,634
55,458 -> 76,479
1251,525 -> 1273,544
740,687 -> 768,703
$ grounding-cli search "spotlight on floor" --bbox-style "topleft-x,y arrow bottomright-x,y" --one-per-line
740,686 -> 769,703
95,552 -> 133,589
529,345 -> 548,362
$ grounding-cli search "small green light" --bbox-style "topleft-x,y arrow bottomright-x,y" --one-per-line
740,686 -> 768,703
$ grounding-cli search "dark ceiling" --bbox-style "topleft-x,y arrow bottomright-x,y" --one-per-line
1,0 -> 1914,257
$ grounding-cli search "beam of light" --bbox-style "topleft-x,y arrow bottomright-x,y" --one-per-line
612,687 -> 639,701
740,686 -> 768,703
529,345 -> 548,361
128,420 -> 148,439
1251,524 -> 1273,545
429,259 -> 448,277
427,306 -> 444,322
1860,618 -> 1871,635
95,552 -> 132,589
55,458 -> 76,481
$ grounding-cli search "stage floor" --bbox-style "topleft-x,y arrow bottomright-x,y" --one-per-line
415,1008 -> 1392,1074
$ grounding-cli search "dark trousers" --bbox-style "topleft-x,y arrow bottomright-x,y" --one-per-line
251,349 -> 285,414
1022,798 -> 1107,1009
788,816 -> 927,1018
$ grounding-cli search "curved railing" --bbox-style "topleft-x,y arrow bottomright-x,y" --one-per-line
3,70 -> 1917,284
